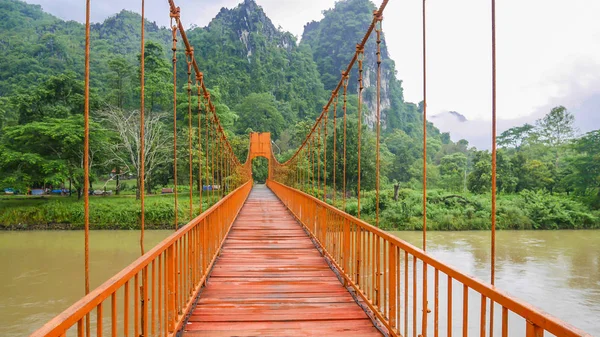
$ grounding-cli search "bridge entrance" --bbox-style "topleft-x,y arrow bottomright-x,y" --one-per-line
247,132 -> 274,182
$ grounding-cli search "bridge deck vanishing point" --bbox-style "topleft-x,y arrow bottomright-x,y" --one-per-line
183,186 -> 381,336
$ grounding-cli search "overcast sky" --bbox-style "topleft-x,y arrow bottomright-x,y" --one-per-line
23,0 -> 600,148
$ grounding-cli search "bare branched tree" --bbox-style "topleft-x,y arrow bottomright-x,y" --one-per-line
98,107 -> 171,198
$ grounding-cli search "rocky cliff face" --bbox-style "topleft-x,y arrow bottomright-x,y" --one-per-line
184,0 -> 325,119
208,0 -> 295,62
300,0 -> 407,131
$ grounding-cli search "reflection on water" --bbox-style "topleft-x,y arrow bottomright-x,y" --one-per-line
0,231 -> 170,337
390,230 -> 600,336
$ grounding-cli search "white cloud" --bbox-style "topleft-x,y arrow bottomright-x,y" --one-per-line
24,0 -> 600,141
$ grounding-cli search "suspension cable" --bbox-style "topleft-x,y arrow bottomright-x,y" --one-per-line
357,44 -> 364,219
186,48 -> 194,220
421,2 -> 430,335
332,94 -> 338,206
491,0 -> 498,334
317,123 -> 322,198
211,114 -> 216,200
196,74 -> 203,213
375,12 -> 382,228
83,0 -> 91,335
139,0 -> 146,256
342,72 -> 349,210
205,96 -> 210,206
170,6 -> 180,230
323,110 -> 328,202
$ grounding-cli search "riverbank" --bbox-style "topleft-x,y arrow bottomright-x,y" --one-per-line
313,188 -> 600,231
0,193 -> 221,230
2,188 -> 599,230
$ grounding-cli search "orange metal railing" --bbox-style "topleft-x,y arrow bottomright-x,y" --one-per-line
267,180 -> 591,337
30,181 -> 252,337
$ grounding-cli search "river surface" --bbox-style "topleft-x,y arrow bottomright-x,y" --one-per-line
0,230 -> 599,336
0,231 -> 171,337
389,230 -> 600,336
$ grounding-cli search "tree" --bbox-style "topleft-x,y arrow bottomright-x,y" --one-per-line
467,150 -> 517,194
12,72 -> 98,125
98,107 -> 171,197
519,159 -> 555,192
107,57 -> 132,109
467,151 -> 491,194
384,130 -> 420,183
498,124 -> 534,149
235,93 -> 285,138
568,130 -> 600,207
535,106 -> 576,147
252,157 -> 269,183
0,116 -> 106,197
140,42 -> 172,112
440,153 -> 467,192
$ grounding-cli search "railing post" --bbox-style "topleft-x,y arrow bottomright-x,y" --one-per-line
389,243 -> 397,334
166,245 -> 176,333
343,218 -> 350,286
321,207 -> 328,246
526,322 -> 544,337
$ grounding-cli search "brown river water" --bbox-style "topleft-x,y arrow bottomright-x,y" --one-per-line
0,230 -> 598,336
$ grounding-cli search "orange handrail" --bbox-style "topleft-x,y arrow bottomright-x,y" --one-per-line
30,181 -> 252,337
267,180 -> 592,337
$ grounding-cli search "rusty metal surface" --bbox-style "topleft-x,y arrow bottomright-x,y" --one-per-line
183,186 -> 382,337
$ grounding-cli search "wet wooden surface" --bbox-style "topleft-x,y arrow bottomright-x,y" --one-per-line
183,185 -> 381,336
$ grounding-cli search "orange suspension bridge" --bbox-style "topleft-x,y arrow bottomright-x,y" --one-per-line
29,0 -> 592,336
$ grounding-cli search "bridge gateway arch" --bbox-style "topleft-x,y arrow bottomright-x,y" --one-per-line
246,132 -> 275,180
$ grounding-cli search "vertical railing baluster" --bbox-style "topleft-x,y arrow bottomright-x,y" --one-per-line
480,294 -> 487,337
397,246 -> 401,333
142,266 -> 148,337
434,269 -> 439,337
97,303 -> 103,337
501,306 -> 508,337
404,251 -> 408,337
448,276 -> 453,337
78,318 -> 84,337
413,257 -> 417,337
463,284 -> 468,337
526,321 -> 544,337
152,260 -> 156,337
167,245 -> 175,334
389,243 -> 397,332
124,280 -> 129,337
134,273 -> 139,337
376,234 -> 381,310
111,292 -> 116,337
158,254 -> 163,337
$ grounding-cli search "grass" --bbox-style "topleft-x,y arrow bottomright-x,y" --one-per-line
0,191 -> 225,230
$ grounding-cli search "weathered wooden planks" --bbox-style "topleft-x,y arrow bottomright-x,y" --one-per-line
183,185 -> 381,336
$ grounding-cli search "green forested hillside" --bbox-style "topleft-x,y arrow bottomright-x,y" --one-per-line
0,0 -> 598,230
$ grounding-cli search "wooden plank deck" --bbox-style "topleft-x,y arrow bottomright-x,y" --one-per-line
183,185 -> 381,336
